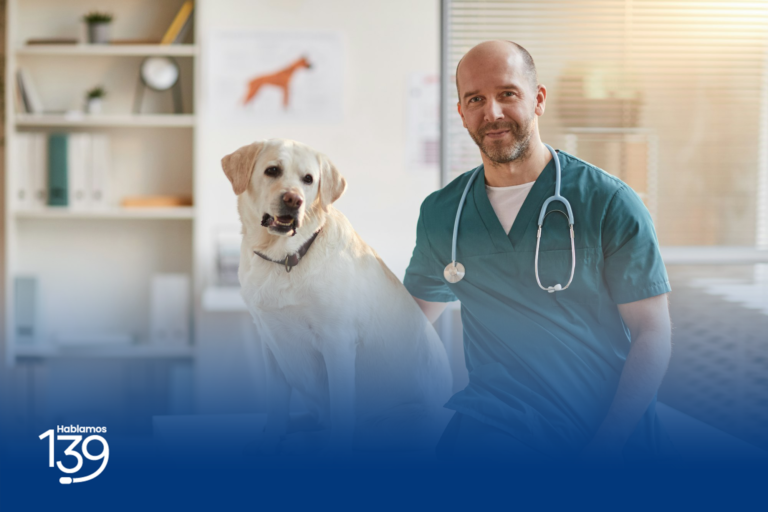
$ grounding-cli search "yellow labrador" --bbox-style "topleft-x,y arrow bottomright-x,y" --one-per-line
221,139 -> 452,454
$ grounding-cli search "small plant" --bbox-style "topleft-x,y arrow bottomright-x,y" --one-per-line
83,12 -> 113,24
86,86 -> 106,99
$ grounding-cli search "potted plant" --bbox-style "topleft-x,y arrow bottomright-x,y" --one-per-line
83,12 -> 113,44
85,87 -> 106,114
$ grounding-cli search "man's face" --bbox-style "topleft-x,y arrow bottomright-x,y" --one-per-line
457,50 -> 543,164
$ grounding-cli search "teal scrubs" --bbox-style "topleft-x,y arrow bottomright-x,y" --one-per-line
404,151 -> 673,461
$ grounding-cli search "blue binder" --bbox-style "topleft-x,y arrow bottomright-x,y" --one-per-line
48,133 -> 68,206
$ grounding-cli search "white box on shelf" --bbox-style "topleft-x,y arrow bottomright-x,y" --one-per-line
14,275 -> 38,344
150,274 -> 191,345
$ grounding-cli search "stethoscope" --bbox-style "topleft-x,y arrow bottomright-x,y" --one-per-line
443,143 -> 576,293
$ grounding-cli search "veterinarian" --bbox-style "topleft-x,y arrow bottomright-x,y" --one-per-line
404,40 -> 674,463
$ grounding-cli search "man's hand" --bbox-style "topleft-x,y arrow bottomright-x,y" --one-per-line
582,293 -> 672,461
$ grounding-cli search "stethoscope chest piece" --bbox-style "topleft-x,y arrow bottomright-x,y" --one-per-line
444,262 -> 465,283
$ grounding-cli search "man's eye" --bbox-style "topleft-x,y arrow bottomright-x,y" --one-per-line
503,91 -> 516,97
469,97 -> 480,103
302,174 -> 313,184
264,166 -> 281,177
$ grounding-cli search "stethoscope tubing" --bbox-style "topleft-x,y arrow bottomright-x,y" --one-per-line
448,143 -> 576,293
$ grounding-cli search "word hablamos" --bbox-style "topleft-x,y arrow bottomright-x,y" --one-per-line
56,425 -> 107,434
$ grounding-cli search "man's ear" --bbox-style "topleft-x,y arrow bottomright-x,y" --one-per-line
221,141 -> 265,195
318,154 -> 347,208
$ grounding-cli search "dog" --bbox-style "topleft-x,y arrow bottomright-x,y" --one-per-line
243,56 -> 312,108
221,139 -> 453,454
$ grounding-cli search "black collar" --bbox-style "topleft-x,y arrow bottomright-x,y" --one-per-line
253,229 -> 322,273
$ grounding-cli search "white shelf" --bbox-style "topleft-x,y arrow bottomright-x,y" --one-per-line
17,44 -> 197,57
16,114 -> 195,128
15,344 -> 195,359
14,207 -> 195,220
661,246 -> 768,265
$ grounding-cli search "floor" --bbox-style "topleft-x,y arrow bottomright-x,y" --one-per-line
659,264 -> 768,451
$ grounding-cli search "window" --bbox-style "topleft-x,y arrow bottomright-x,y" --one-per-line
442,0 -> 768,247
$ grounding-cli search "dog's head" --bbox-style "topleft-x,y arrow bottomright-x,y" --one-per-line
221,139 -> 346,236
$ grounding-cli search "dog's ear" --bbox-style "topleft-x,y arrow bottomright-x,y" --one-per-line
221,141 -> 265,195
318,154 -> 347,208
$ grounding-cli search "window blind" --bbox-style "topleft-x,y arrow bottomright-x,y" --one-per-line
442,0 -> 768,246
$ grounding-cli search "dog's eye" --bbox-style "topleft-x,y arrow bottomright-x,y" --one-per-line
302,174 -> 314,185
264,166 -> 281,177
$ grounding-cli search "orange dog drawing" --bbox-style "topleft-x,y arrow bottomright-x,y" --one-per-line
243,56 -> 312,108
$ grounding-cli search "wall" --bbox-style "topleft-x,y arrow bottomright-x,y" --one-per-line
195,0 -> 440,284
193,0 -> 441,412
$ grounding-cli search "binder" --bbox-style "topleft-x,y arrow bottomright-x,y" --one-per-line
90,134 -> 111,209
12,134 -> 32,210
48,133 -> 68,207
68,133 -> 92,210
31,134 -> 48,209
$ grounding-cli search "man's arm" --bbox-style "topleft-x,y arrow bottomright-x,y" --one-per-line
582,293 -> 672,460
413,297 -> 449,324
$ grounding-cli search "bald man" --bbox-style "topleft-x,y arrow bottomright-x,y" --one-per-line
404,41 -> 674,465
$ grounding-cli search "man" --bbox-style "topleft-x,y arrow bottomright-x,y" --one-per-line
404,41 -> 674,464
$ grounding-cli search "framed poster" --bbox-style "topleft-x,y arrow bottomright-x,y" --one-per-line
206,30 -> 344,123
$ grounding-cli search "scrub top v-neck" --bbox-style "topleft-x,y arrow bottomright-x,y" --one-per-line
404,150 -> 672,459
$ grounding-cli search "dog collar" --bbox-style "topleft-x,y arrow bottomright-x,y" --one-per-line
253,229 -> 322,273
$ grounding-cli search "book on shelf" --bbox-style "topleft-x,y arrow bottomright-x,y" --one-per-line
121,195 -> 193,208
173,13 -> 194,44
16,68 -> 44,114
109,39 -> 161,45
26,38 -> 78,45
161,1 -> 194,45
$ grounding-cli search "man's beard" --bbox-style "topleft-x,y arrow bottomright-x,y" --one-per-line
469,117 -> 534,164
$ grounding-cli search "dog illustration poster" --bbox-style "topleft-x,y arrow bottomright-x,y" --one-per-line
207,30 -> 344,123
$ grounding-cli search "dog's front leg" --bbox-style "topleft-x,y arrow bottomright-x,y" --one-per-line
261,342 -> 291,454
322,340 -> 357,455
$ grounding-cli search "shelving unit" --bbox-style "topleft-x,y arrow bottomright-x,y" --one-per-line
16,44 -> 197,57
15,344 -> 195,359
16,113 -> 196,128
14,207 -> 195,220
4,0 -> 200,365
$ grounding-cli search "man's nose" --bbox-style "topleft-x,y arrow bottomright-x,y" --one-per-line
283,191 -> 303,209
483,99 -> 504,122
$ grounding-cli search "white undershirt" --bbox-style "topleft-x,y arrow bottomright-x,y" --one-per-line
486,181 -> 536,235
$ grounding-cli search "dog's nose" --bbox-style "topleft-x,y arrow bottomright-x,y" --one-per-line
283,191 -> 303,209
